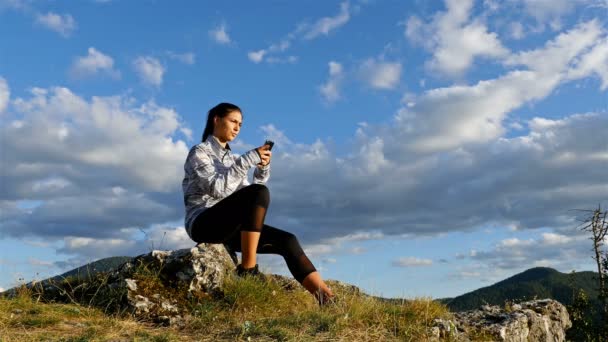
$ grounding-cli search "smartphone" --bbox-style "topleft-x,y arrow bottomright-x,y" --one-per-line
264,140 -> 274,151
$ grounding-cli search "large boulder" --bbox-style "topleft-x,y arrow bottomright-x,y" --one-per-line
3,243 -> 237,326
431,299 -> 572,341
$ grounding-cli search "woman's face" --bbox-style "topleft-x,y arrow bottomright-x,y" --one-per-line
213,110 -> 242,143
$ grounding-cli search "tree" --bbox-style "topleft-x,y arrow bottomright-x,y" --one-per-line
578,205 -> 608,339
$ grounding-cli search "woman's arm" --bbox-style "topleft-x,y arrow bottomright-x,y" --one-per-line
189,147 -> 262,199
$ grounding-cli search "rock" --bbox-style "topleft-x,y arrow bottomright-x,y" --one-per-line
431,299 -> 572,342
2,243 -> 237,327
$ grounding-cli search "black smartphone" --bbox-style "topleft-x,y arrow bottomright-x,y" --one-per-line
264,140 -> 274,150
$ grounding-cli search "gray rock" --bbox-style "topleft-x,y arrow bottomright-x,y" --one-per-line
2,243 -> 237,327
431,299 -> 572,342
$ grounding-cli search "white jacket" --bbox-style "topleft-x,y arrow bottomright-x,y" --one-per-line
182,136 -> 270,238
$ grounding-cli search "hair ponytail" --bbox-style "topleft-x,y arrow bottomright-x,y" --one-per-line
201,102 -> 242,142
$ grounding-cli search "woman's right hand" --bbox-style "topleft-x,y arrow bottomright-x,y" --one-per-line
256,144 -> 272,166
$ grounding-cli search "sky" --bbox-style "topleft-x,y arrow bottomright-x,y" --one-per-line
0,0 -> 607,299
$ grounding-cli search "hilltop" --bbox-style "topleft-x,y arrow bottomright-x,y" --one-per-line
443,267 -> 599,311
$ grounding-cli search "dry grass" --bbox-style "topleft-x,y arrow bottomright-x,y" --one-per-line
0,273 -> 459,341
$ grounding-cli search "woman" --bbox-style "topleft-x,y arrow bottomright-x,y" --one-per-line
182,102 -> 334,305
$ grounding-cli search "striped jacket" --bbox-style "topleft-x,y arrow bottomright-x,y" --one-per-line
182,136 -> 270,238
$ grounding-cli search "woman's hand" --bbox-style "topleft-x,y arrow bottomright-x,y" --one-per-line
256,144 -> 272,166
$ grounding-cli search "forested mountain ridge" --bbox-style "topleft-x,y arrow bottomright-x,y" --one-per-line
443,267 -> 599,311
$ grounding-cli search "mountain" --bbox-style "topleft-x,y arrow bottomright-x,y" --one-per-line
49,256 -> 133,283
444,267 -> 599,312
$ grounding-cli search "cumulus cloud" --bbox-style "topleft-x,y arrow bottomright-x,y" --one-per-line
396,20 -> 605,153
133,56 -> 165,88
2,16 -> 607,276
35,11 -> 76,37
58,225 -> 192,262
468,232 -> 590,271
0,84 -> 189,242
260,105 -> 607,247
405,0 -> 508,76
209,23 -> 231,44
392,257 -> 433,267
69,47 -> 121,80
166,51 -> 196,65
0,76 -> 9,114
359,59 -> 402,90
319,61 -> 344,102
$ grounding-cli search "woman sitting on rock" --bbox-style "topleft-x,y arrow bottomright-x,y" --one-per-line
182,102 -> 334,305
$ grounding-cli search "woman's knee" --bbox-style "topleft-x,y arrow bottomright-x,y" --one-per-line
282,232 -> 304,257
245,184 -> 270,208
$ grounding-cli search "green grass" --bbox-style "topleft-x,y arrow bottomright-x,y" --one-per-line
0,273 -> 469,341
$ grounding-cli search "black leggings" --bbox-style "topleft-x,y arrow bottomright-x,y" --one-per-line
191,184 -> 316,283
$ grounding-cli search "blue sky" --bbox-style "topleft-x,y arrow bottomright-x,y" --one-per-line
0,0 -> 607,298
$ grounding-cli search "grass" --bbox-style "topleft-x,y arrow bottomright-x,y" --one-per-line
0,272 -> 467,341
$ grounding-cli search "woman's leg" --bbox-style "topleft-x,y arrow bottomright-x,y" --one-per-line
241,231 -> 261,268
226,224 -> 334,302
191,184 -> 270,269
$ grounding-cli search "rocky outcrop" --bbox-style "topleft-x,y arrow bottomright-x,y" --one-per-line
3,243 -> 238,326
3,245 -> 573,339
431,299 -> 572,341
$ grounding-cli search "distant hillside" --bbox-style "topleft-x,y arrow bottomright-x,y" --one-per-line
49,256 -> 133,282
444,267 -> 599,312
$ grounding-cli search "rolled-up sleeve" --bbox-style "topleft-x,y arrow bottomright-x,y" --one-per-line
253,163 -> 270,184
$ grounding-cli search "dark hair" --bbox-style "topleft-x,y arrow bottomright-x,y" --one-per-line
201,102 -> 242,142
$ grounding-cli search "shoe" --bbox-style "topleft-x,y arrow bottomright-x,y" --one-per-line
235,264 -> 266,281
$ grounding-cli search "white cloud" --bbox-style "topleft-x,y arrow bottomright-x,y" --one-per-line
1,84 -> 189,241
0,76 -> 9,114
266,56 -> 298,64
392,257 -> 433,267
209,23 -> 231,44
248,50 -> 266,63
468,231 -> 590,272
509,22 -> 525,40
302,1 -> 350,40
541,233 -> 572,245
69,47 -> 120,80
518,0 -> 573,30
504,20 -> 604,74
133,56 -> 165,88
327,231 -> 384,244
359,59 -> 402,90
405,0 -> 508,76
319,61 -> 344,102
59,225 -> 192,260
248,2 -> 352,64
167,51 -> 196,65
35,12 -> 76,37
565,36 -> 608,90
28,258 -> 54,267
350,247 -> 366,254
395,20 -> 604,153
